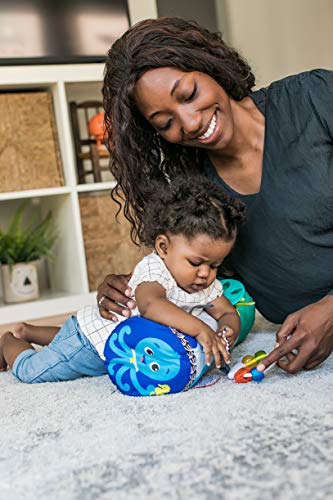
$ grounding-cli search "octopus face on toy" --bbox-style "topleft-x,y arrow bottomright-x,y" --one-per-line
134,338 -> 181,379
105,322 -> 183,396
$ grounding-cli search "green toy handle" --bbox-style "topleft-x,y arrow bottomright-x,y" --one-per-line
220,278 -> 256,345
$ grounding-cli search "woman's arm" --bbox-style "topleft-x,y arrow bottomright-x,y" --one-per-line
135,281 -> 228,367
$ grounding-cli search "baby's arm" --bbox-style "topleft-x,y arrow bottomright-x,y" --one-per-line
208,296 -> 241,349
135,282 -> 227,367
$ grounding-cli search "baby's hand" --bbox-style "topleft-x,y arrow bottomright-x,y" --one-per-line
196,327 -> 229,368
217,326 -> 237,355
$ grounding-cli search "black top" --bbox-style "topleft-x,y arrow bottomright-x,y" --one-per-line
204,69 -> 333,323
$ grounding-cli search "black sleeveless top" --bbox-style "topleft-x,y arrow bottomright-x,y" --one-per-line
203,69 -> 333,323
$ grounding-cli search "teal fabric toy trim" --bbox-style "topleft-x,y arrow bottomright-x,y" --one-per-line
220,278 -> 255,345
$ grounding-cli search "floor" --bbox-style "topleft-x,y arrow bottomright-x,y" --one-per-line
1,314 -> 332,500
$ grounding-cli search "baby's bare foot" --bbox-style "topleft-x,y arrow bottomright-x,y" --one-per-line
0,334 -> 8,371
13,322 -> 30,341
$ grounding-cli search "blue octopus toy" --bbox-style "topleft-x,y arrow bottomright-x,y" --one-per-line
104,279 -> 255,397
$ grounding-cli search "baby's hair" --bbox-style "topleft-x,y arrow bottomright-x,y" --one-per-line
139,175 -> 246,247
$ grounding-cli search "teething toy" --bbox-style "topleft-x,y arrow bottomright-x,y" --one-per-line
229,350 -> 276,384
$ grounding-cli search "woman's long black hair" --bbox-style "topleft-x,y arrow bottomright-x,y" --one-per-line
102,17 -> 255,243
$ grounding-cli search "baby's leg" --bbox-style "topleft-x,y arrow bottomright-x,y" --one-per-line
1,316 -> 106,383
14,323 -> 60,346
0,331 -> 34,371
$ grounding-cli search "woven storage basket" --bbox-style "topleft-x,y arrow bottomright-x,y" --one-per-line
79,192 -> 148,291
0,91 -> 64,192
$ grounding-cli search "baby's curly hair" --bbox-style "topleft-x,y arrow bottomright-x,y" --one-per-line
139,176 -> 246,247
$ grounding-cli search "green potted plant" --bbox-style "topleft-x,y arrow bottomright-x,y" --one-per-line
0,200 -> 57,303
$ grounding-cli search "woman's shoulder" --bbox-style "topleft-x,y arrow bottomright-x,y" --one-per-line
250,69 -> 333,119
266,69 -> 333,97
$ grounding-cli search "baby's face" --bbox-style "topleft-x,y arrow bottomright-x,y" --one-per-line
157,233 -> 235,294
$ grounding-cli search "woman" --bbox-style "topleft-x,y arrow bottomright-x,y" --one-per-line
98,17 -> 333,374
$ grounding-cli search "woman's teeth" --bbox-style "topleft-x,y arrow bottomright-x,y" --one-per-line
198,113 -> 217,140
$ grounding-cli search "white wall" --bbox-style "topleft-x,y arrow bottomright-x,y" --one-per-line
127,0 -> 158,25
215,0 -> 333,87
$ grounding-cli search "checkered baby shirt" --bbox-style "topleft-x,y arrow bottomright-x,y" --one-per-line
77,252 -> 223,359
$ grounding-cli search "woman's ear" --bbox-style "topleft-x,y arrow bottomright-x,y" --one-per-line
155,234 -> 169,259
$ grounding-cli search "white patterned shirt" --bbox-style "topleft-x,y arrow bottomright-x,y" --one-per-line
77,252 -> 223,359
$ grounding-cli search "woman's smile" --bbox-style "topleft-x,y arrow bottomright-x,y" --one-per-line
192,110 -> 223,146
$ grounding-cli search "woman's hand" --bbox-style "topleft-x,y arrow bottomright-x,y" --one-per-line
97,272 -> 136,321
257,295 -> 333,373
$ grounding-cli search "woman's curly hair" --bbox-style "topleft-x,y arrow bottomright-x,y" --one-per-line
139,175 -> 246,247
103,17 -> 255,242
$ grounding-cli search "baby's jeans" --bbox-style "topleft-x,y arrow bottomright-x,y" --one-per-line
12,316 -> 107,383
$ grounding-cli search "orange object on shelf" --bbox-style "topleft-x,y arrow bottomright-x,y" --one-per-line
88,111 -> 105,148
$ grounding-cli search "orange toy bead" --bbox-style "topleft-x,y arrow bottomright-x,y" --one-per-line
234,366 -> 252,384
88,112 -> 105,148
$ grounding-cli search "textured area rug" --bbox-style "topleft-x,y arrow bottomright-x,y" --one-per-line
1,316 -> 333,500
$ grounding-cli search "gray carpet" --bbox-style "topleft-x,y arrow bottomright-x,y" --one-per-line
1,315 -> 333,500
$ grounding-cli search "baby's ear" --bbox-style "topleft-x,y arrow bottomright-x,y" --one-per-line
155,234 -> 169,259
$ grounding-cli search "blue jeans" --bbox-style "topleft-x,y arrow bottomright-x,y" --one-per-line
12,316 -> 107,383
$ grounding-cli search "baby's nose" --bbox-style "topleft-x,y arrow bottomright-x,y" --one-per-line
197,265 -> 210,277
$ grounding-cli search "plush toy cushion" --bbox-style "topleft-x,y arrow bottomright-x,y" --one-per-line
104,316 -> 209,397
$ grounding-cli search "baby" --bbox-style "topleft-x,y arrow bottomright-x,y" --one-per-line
0,176 -> 245,383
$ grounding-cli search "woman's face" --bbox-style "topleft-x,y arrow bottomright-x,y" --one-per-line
134,67 -> 235,152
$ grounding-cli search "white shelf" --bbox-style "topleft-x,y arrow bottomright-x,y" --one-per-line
0,186 -> 72,201
0,291 -> 97,324
0,63 -> 106,325
76,181 -> 117,193
0,64 -> 105,85
0,0 -> 159,325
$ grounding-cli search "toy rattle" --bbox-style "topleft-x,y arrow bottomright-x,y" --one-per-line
228,350 -> 276,383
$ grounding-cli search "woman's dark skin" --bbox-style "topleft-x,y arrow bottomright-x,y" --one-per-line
98,65 -> 333,374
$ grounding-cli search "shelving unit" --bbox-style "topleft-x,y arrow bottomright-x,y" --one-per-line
0,64 -> 125,325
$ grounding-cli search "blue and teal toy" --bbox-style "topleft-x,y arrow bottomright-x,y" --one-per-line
104,279 -> 255,397
220,278 -> 255,345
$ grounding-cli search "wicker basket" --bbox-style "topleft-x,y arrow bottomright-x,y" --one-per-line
79,192 -> 148,291
0,91 -> 64,192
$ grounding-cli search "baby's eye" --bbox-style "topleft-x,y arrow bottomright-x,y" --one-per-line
188,260 -> 202,267
210,263 -> 221,269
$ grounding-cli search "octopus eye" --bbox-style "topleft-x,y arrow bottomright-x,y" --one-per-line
150,362 -> 160,372
144,347 -> 154,356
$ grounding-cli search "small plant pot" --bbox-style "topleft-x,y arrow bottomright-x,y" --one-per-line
1,261 -> 40,303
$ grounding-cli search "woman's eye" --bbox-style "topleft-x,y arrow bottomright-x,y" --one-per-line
184,84 -> 197,102
158,119 -> 172,131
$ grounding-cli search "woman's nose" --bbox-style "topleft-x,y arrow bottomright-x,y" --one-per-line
179,108 -> 202,138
